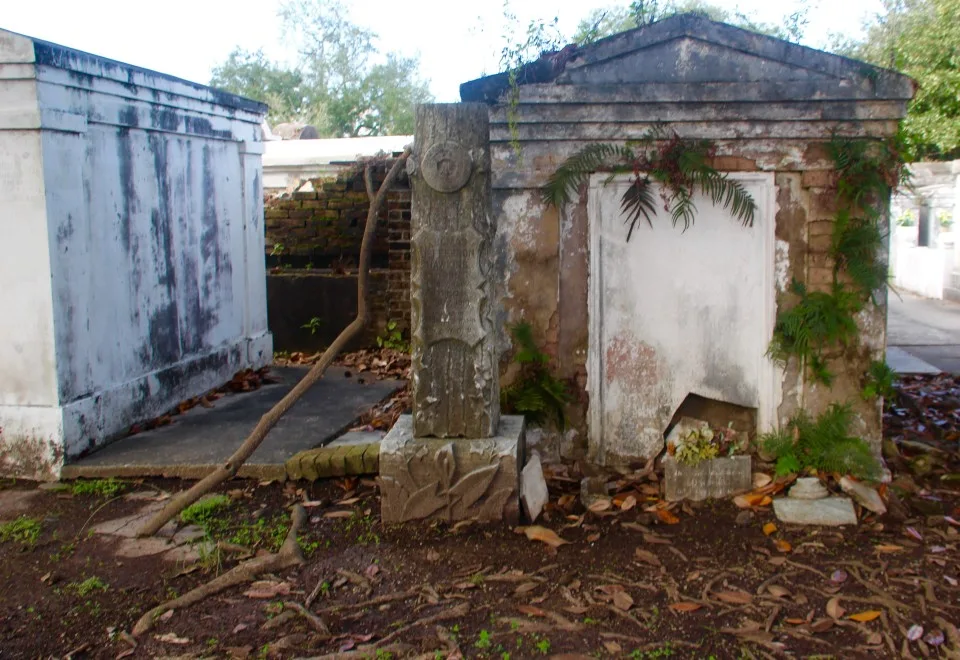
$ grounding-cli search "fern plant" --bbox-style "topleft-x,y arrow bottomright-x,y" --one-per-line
543,128 -> 757,239
862,359 -> 896,400
767,280 -> 862,385
831,209 -> 888,301
760,403 -> 880,480
500,321 -> 570,429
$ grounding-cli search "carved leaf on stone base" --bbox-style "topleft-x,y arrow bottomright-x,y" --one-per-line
479,488 -> 513,520
448,464 -> 500,510
401,481 -> 446,521
382,443 -> 511,521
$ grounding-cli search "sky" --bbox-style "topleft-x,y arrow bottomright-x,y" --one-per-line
2,0 -> 886,103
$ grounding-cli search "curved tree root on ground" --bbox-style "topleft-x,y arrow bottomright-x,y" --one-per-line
135,149 -> 411,538
132,505 -> 307,637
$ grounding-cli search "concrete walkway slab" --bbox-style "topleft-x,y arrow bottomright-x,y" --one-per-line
888,292 -> 960,373
886,346 -> 941,374
61,367 -> 402,480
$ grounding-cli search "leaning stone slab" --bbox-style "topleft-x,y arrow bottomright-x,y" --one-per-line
773,497 -> 858,526
521,453 -> 549,522
663,455 -> 752,501
378,415 -> 525,524
839,476 -> 887,515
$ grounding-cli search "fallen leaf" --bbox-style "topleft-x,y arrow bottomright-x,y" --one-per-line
734,492 -> 772,509
810,618 -> 834,633
907,624 -> 924,641
827,597 -> 845,619
715,591 -> 753,605
669,601 -> 703,613
158,610 -> 174,622
875,544 -> 903,553
523,526 -> 570,548
620,495 -> 638,511
830,569 -> 848,584
588,498 -> 612,513
866,632 -> 883,645
587,532 -> 601,543
849,610 -> 882,622
753,473 -> 773,489
766,585 -> 791,599
364,564 -> 380,578
322,510 -> 354,519
244,581 -> 290,599
924,630 -> 945,646
768,556 -> 787,566
613,591 -> 634,611
564,605 -> 589,615
946,575 -> 958,586
515,582 -> 539,595
656,509 -> 680,525
426,549 -> 440,562
774,539 -> 792,553
634,548 -> 662,567
905,527 -> 923,541
155,633 -> 190,645
643,533 -> 672,545
602,641 -> 622,653
762,522 -> 777,536
785,617 -> 807,625
336,497 -> 361,506
517,605 -> 547,616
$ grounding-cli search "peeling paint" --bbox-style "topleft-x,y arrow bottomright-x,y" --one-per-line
0,28 -> 270,479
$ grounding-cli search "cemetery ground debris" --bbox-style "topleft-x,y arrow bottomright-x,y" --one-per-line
2,374 -> 960,658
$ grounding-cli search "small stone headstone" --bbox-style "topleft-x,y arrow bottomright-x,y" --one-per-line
663,455 -> 751,501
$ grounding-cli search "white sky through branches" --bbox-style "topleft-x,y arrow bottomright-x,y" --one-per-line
3,0 -> 884,105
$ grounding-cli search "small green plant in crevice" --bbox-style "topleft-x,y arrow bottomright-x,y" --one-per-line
67,576 -> 109,596
0,516 -> 41,547
534,636 -> 551,655
69,478 -> 126,498
475,629 -> 493,650
301,316 -> 324,335
271,243 -> 286,257
767,280 -> 861,386
761,403 -> 880,480
862,359 -> 897,400
501,321 -> 570,429
376,320 -> 408,352
630,643 -> 675,659
180,494 -> 231,532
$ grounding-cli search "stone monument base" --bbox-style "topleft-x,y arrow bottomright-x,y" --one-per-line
378,415 -> 525,524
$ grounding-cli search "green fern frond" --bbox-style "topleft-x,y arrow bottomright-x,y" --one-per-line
542,143 -> 635,207
762,403 -> 880,479
621,176 -> 656,239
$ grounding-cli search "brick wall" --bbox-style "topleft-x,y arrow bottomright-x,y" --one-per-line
263,161 -> 412,344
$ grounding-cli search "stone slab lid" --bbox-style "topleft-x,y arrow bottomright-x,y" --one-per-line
460,13 -> 916,105
0,27 -> 267,117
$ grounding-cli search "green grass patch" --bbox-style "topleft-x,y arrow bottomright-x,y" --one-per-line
70,478 -> 126,498
180,494 -> 231,529
67,576 -> 108,596
0,516 -> 41,547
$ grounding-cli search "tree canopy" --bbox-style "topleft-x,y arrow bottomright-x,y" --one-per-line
840,0 -> 960,160
210,0 -> 432,137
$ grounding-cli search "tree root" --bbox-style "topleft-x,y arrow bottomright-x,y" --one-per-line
373,602 -> 471,648
132,505 -> 306,636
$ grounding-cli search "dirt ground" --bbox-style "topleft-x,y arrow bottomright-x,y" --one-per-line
1,376 -> 959,659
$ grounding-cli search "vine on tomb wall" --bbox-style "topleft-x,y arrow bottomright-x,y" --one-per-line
767,134 -> 908,389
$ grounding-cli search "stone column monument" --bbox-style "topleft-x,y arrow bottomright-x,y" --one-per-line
378,103 -> 525,523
